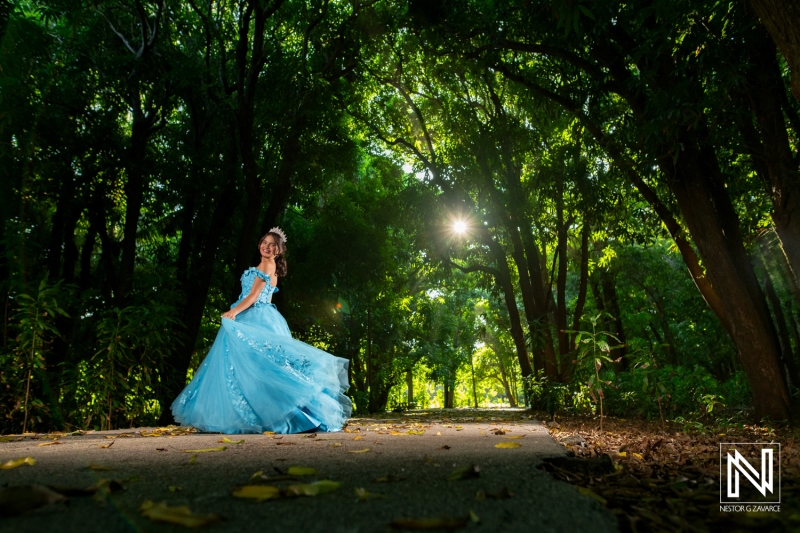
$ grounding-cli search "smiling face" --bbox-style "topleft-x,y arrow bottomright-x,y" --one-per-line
259,234 -> 278,258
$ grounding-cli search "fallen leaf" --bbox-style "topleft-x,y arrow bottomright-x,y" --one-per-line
220,438 -> 245,444
469,510 -> 481,524
189,455 -> 198,465
576,486 -> 607,505
181,446 -> 226,453
348,448 -> 370,453
494,442 -> 521,449
139,500 -> 221,527
374,474 -> 407,483
440,445 -> 451,450
503,435 -> 525,439
436,431 -> 442,436
98,440 -> 115,449
353,436 -> 364,441
156,448 -> 167,452
263,431 -> 275,435
233,485 -> 281,501
389,516 -> 469,530
37,440 -> 61,447
331,442 -> 342,448
0,485 -> 67,516
86,464 -> 113,471
285,480 -> 342,497
406,430 -> 425,435
355,487 -> 386,501
286,466 -> 317,476
0,457 -> 36,469
0,437 -> 23,442
169,486 -> 182,492
447,464 -> 480,481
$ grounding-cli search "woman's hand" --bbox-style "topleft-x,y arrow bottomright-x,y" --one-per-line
222,311 -> 236,320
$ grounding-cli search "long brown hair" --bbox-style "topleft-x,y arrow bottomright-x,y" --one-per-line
259,231 -> 287,277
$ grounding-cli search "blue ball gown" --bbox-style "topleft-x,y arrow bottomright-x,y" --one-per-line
172,267 -> 352,433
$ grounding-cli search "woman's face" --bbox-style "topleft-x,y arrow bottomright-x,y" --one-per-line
259,235 -> 278,258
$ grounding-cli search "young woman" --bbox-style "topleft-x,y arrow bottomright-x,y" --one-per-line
172,228 -> 352,433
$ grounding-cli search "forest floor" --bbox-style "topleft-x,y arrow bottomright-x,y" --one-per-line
1,408 -> 797,533
0,409 -> 617,533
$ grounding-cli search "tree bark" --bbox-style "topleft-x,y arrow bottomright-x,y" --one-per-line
743,30 -> 800,291
748,0 -> 800,100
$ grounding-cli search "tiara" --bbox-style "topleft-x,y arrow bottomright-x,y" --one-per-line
269,227 -> 287,243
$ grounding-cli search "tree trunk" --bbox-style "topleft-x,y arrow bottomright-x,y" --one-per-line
663,137 -> 790,419
743,30 -> 800,290
407,368 -> 414,407
748,0 -> 800,100
555,192 -> 569,360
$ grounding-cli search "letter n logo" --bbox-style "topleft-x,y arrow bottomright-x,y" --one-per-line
720,443 -> 780,504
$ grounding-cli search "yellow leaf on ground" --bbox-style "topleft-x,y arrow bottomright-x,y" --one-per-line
494,442 -> 521,449
502,435 -> 524,439
37,440 -> 61,447
632,453 -> 643,460
0,457 -> 36,470
232,485 -> 281,501
617,451 -> 627,457
406,430 -> 425,435
219,438 -> 244,444
436,431 -> 442,436
86,464 -> 113,471
139,500 -> 220,527
263,431 -> 275,435
181,446 -> 226,453
286,466 -> 317,476
353,436 -> 363,441
189,454 -> 198,465
355,487 -> 387,501
331,442 -> 342,448
576,486 -> 607,505
285,480 -> 341,497
98,440 -> 115,449
0,436 -> 23,442
348,448 -> 370,453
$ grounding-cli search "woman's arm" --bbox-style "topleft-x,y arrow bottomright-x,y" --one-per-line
222,277 -> 266,320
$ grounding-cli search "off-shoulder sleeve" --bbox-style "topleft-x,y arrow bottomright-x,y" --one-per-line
244,267 -> 271,283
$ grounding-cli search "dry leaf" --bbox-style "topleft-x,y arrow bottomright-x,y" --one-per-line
355,487 -> 386,501
189,455 -> 198,465
576,486 -> 607,505
503,435 -> 524,439
37,440 -> 61,447
285,480 -> 342,497
139,500 -> 221,527
353,436 -> 364,441
263,431 -> 275,435
389,516 -> 469,530
348,448 -> 370,453
331,442 -> 342,448
0,457 -> 36,469
0,485 -> 67,516
447,464 -> 480,481
232,485 -> 281,501
286,466 -> 317,476
406,430 -> 425,435
219,438 -> 245,444
98,440 -> 115,449
494,442 -> 521,449
181,446 -> 226,453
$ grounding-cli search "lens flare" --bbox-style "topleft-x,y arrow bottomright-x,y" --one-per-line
453,220 -> 467,234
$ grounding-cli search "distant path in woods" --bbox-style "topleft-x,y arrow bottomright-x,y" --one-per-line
0,409 -> 617,533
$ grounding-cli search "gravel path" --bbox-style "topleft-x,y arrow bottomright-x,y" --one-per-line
0,410 -> 617,533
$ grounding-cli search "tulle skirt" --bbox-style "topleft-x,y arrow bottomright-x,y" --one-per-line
171,304 -> 352,434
